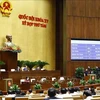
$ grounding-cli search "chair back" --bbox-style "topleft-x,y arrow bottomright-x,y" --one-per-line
28,97 -> 45,100
0,96 -> 2,100
91,98 -> 100,100
15,97 -> 28,100
5,97 -> 13,100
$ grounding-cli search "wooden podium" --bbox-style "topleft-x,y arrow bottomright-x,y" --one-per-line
0,51 -> 17,71
0,78 -> 13,91
84,74 -> 96,81
3,78 -> 13,91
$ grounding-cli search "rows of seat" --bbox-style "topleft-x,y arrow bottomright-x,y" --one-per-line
20,76 -> 79,85
1,95 -> 100,100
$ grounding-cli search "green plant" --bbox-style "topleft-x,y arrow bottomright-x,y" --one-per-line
17,60 -> 24,67
52,82 -> 60,88
75,67 -> 84,79
34,83 -> 42,90
91,67 -> 96,74
87,79 -> 96,84
34,60 -> 49,69
80,79 -> 86,85
0,61 -> 5,66
0,61 -> 5,69
22,60 -> 36,70
67,81 -> 74,87
17,60 -> 36,70
95,79 -> 100,83
91,67 -> 100,79
9,84 -> 20,91
28,61 -> 36,70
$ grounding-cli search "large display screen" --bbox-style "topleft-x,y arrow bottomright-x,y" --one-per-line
71,39 -> 100,60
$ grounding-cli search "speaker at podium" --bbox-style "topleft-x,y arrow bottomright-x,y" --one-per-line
3,78 -> 13,91
89,74 -> 96,80
84,74 -> 96,81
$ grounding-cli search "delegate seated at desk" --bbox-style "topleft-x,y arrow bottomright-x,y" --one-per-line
25,77 -> 30,83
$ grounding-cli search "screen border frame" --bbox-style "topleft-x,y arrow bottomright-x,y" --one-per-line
71,38 -> 100,61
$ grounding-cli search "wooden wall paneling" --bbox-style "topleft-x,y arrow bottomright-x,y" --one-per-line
1,72 -> 8,79
73,61 -> 86,76
0,80 -> 6,91
67,16 -> 74,38
66,61 -> 86,77
66,39 -> 70,61
86,0 -> 97,17
95,0 -> 100,17
72,61 -> 87,69
85,62 -> 97,69
94,18 -> 99,38
56,0 -> 63,71
8,72 -> 21,85
97,18 -> 100,38
94,61 -> 100,67
66,0 -> 73,15
87,18 -> 95,38
85,61 -> 100,69
66,61 -> 73,77
72,61 -> 87,77
72,17 -> 84,38
83,18 -> 95,38
83,17 -> 88,38
72,0 -> 86,16
85,62 -> 93,68
65,0 -> 100,77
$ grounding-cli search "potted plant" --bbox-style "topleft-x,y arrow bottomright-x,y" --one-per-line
0,60 -> 5,69
33,83 -> 42,93
91,67 -> 96,74
0,61 -> 5,65
80,79 -> 86,86
27,61 -> 36,70
34,60 -> 49,69
9,84 -> 20,93
87,79 -> 96,84
52,82 -> 60,89
95,79 -> 100,84
67,81 -> 74,87
33,83 -> 42,90
17,60 -> 24,68
75,67 -> 84,79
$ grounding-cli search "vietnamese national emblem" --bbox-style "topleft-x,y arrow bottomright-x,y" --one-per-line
0,0 -> 12,17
